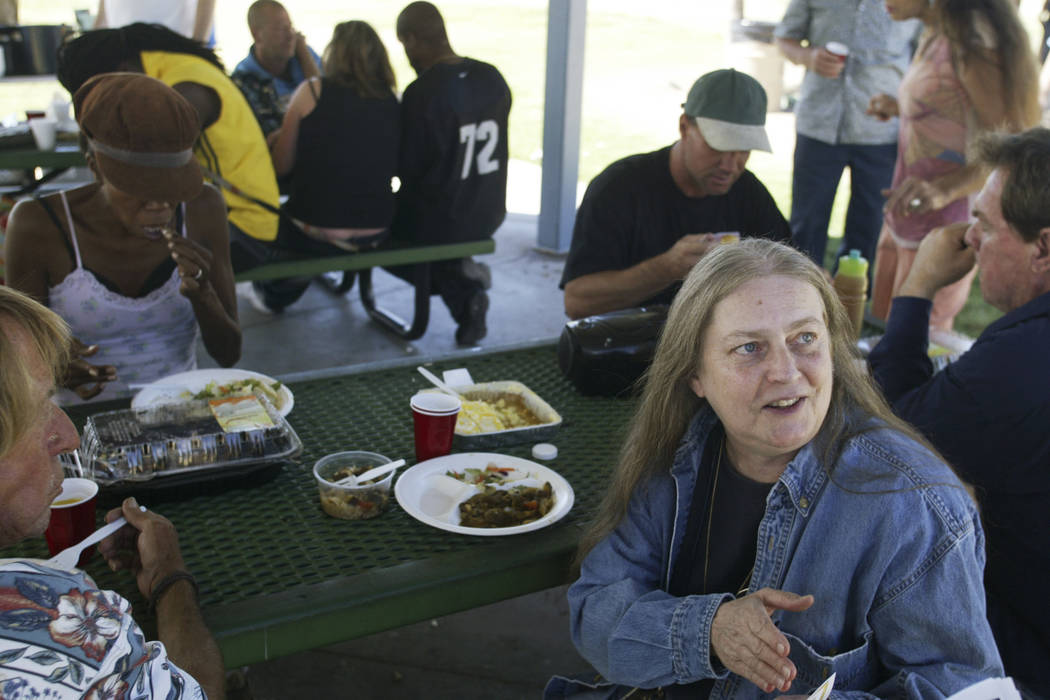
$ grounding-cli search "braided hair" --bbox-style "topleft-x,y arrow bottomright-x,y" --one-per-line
57,23 -> 225,94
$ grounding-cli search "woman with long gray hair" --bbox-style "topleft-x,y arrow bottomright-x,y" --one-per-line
553,239 -> 1002,698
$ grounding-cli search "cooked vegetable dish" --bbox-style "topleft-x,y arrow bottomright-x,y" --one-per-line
458,482 -> 554,528
446,464 -> 522,485
319,487 -> 388,520
318,462 -> 389,520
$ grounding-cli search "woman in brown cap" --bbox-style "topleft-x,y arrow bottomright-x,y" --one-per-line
3,73 -> 240,402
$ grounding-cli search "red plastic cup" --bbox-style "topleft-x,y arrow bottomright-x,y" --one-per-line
411,393 -> 461,463
826,42 -> 849,62
45,478 -> 99,567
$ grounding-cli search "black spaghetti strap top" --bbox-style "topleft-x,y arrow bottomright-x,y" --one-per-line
35,194 -> 181,297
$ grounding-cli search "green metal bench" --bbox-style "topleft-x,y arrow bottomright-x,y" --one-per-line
234,238 -> 496,340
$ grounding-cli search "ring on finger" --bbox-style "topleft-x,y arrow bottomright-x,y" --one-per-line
194,268 -> 204,281
908,197 -> 922,210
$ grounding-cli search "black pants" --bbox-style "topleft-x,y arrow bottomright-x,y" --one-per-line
231,219 -> 388,310
228,221 -> 273,274
384,259 -> 483,326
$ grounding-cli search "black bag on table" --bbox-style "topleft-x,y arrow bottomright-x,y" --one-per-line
557,306 -> 668,397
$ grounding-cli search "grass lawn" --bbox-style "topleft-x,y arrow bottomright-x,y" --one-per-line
13,0 -> 1030,337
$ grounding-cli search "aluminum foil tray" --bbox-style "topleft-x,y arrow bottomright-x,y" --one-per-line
444,380 -> 562,449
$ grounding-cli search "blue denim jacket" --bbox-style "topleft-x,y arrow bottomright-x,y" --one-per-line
561,408 -> 1003,698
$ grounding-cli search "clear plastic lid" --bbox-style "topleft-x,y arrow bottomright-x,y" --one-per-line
80,394 -> 302,485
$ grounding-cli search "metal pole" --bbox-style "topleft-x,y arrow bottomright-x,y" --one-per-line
536,0 -> 586,253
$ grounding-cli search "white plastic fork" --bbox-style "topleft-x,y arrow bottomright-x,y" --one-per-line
46,505 -> 146,570
333,459 -> 406,486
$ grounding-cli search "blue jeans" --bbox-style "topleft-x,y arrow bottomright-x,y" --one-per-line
789,134 -> 896,274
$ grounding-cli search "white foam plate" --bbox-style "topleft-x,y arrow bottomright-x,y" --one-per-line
130,368 -> 294,417
394,452 -> 574,536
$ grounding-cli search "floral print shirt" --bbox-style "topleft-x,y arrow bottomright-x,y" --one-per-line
0,560 -> 205,699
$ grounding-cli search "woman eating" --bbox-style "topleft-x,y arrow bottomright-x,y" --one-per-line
4,73 -> 240,402
556,239 -> 1002,697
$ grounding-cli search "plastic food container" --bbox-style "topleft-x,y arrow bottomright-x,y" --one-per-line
79,394 -> 302,487
313,451 -> 394,520
427,381 -> 561,449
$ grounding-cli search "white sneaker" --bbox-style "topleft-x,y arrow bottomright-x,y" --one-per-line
236,281 -> 275,315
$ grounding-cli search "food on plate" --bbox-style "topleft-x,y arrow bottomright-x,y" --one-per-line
456,394 -> 542,434
445,464 -> 525,485
319,485 -> 388,520
184,378 -> 286,411
458,482 -> 555,527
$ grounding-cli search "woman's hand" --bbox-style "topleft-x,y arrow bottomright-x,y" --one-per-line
164,229 -> 214,297
710,588 -> 815,693
866,93 -> 899,121
64,337 -> 117,399
882,176 -> 951,219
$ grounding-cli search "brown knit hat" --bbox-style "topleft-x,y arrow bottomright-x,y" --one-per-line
73,73 -> 203,202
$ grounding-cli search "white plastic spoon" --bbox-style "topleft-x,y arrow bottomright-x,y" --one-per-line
416,366 -> 462,397
333,458 -> 406,487
46,505 -> 147,570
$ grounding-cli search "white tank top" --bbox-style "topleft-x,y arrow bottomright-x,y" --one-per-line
48,192 -> 200,404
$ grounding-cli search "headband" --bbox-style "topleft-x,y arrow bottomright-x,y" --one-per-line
88,138 -> 195,168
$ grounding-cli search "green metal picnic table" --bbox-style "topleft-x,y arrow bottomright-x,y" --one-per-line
0,342 -> 634,668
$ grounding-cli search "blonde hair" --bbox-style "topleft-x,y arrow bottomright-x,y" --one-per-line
322,21 -> 396,100
0,287 -> 71,459
576,239 -> 930,562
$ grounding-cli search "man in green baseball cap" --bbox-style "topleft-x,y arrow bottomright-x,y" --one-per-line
560,68 -> 791,320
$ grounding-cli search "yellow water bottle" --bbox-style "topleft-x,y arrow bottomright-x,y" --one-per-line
833,249 -> 868,338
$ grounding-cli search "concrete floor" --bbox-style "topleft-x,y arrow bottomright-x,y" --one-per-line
202,214 -> 590,698
206,212 -> 570,375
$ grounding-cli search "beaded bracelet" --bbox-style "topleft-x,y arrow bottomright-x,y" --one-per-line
148,570 -> 199,614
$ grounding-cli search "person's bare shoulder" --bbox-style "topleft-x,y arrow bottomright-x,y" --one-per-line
5,195 -> 73,293
6,196 -> 67,252
184,183 -> 227,238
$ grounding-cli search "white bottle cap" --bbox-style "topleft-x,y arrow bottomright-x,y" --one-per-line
532,443 -> 558,460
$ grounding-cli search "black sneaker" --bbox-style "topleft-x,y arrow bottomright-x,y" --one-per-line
461,258 -> 492,290
455,289 -> 489,346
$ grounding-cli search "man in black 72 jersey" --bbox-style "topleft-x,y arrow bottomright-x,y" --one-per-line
392,1 -> 512,345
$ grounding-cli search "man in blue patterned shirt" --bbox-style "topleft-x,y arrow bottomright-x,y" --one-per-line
775,1 -> 920,273
0,286 -> 226,699
232,0 -> 321,137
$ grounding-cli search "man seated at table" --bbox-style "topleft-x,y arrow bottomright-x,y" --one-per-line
389,1 -> 511,346
868,127 -> 1050,698
232,0 -> 321,138
559,69 -> 792,320
0,285 -> 226,699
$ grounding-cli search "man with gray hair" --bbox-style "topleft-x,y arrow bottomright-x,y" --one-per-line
560,69 -> 791,320
869,128 -> 1050,698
